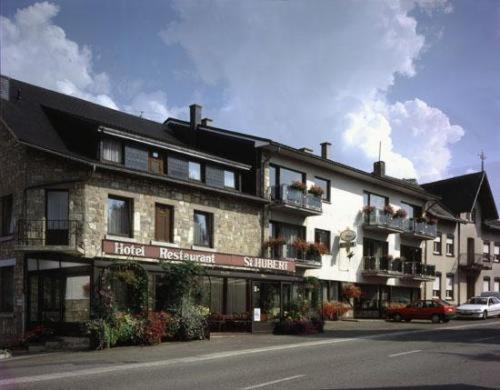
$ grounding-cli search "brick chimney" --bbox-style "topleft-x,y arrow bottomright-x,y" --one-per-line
373,161 -> 386,176
320,142 -> 331,159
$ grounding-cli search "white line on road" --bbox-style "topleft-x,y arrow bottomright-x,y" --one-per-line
242,374 -> 305,390
1,320 -> 499,387
388,349 -> 422,358
473,336 -> 497,342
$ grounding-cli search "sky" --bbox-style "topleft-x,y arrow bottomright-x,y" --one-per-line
1,0 -> 499,211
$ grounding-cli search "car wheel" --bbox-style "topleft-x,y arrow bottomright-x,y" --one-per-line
482,311 -> 488,320
394,313 -> 402,322
431,314 -> 441,324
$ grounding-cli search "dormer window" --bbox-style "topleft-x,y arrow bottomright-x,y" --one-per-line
102,139 -> 122,163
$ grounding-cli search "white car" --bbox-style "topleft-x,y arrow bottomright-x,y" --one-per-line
456,296 -> 500,319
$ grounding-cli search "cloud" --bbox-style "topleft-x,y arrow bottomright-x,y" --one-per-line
0,2 -> 173,120
162,0 -> 462,180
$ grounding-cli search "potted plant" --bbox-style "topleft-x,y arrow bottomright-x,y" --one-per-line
383,204 -> 394,215
292,238 -> 309,258
362,205 -> 375,215
415,215 -> 426,223
308,184 -> 324,197
289,181 -> 307,192
393,208 -> 407,219
308,242 -> 329,256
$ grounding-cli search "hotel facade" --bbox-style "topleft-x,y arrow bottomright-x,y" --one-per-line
1,76 -> 499,344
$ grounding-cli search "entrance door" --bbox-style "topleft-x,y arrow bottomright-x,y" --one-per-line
467,238 -> 475,265
46,190 -> 69,245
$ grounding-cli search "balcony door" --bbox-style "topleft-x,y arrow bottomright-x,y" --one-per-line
46,190 -> 69,245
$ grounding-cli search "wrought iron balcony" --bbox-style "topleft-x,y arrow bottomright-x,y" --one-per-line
266,244 -> 322,269
270,184 -> 322,216
458,253 -> 493,271
363,209 -> 405,233
401,219 -> 437,240
362,256 -> 404,278
401,261 -> 436,281
17,219 -> 84,255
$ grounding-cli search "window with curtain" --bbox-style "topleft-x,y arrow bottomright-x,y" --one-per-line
102,139 -> 123,163
432,273 -> 441,298
272,222 -> 305,258
446,234 -> 454,256
0,194 -> 13,236
483,277 -> 490,292
0,265 -> 14,312
107,196 -> 132,237
314,229 -> 331,253
433,233 -> 442,255
226,279 -> 247,315
445,274 -> 454,300
193,211 -> 212,247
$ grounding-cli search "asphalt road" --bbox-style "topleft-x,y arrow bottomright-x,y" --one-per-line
2,319 -> 500,390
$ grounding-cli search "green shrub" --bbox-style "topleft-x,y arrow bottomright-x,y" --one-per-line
168,305 -> 209,341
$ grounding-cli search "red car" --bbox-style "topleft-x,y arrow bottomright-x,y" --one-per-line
387,299 -> 456,323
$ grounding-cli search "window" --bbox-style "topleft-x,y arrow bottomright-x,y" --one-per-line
314,229 -> 331,253
188,161 -> 201,181
483,277 -> 490,292
224,170 -> 236,189
107,196 -> 132,237
314,177 -> 330,201
269,221 -> 305,258
495,243 -> 500,263
0,194 -> 13,236
363,238 -> 389,258
433,273 -> 441,298
193,211 -> 213,247
155,204 -> 173,242
401,202 -> 422,220
446,234 -> 454,256
433,232 -> 442,255
167,155 -> 189,179
494,278 -> 500,293
483,240 -> 491,261
445,274 -> 454,300
363,192 -> 387,210
102,139 -> 122,163
149,150 -> 163,174
0,265 -> 14,312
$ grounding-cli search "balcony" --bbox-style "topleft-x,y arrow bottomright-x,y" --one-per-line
17,220 -> 84,255
363,209 -> 405,234
267,244 -> 322,269
401,261 -> 436,281
401,219 -> 437,240
458,253 -> 493,272
270,184 -> 322,216
362,256 -> 404,278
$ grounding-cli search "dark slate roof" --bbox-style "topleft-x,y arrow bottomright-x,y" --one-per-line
0,75 -> 185,159
422,172 -> 499,220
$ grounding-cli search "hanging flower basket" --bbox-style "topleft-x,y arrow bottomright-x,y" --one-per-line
362,205 -> 375,215
308,184 -> 324,197
393,209 -> 407,219
292,238 -> 309,253
308,242 -> 329,256
290,181 -> 307,192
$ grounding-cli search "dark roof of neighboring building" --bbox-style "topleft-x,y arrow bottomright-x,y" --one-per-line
422,172 -> 499,220
484,219 -> 500,230
427,202 -> 462,222
0,76 -> 185,158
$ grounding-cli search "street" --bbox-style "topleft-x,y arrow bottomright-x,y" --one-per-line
1,319 -> 500,389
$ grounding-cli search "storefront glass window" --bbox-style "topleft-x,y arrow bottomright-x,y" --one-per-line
252,281 -> 281,322
226,279 -> 247,316
64,275 -> 90,322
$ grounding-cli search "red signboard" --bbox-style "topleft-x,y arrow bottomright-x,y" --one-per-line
102,240 -> 295,273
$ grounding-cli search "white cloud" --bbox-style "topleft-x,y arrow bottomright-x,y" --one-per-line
162,0 -> 462,180
0,2 -> 174,120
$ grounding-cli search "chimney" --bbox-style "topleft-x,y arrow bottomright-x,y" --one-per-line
373,161 -> 386,176
299,147 -> 313,154
190,104 -> 202,130
320,142 -> 331,159
201,117 -> 213,127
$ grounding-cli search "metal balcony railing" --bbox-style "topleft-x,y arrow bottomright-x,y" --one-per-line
402,261 -> 436,279
401,218 -> 437,239
458,253 -> 493,271
362,256 -> 405,277
266,244 -> 322,268
271,184 -> 322,213
17,219 -> 83,251
364,209 -> 404,232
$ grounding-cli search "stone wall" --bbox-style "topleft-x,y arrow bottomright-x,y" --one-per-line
83,170 -> 263,259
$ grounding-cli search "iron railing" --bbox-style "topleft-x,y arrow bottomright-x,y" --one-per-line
271,184 -> 322,213
402,261 -> 436,278
458,253 -> 493,270
402,219 -> 437,238
364,209 -> 405,231
17,219 -> 83,249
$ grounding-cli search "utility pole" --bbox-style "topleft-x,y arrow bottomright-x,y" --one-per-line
479,150 -> 486,172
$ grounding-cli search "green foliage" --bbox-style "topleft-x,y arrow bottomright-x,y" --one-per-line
158,261 -> 204,311
168,304 -> 209,341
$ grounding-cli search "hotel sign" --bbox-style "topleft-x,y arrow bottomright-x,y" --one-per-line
102,240 -> 295,273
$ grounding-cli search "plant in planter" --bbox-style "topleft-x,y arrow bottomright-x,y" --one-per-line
308,242 -> 329,256
308,184 -> 324,197
342,284 -> 361,307
393,208 -> 407,219
383,204 -> 394,215
320,301 -> 351,320
289,180 -> 307,192
262,237 -> 286,249
362,205 -> 375,215
415,215 -> 427,223
292,238 -> 309,258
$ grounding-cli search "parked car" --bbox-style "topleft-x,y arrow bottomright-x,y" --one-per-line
480,291 -> 500,299
386,299 -> 456,323
456,296 -> 500,319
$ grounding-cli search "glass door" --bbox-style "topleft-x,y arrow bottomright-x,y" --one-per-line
46,190 -> 69,245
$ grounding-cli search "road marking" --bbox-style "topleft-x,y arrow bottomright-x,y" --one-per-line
242,374 -> 305,389
389,350 -> 422,358
1,320 -> 499,386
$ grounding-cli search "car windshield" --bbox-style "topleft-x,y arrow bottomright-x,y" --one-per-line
468,297 -> 487,305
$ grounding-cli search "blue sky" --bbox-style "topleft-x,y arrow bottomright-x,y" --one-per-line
1,0 -> 499,211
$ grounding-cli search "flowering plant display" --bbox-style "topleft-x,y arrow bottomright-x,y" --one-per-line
308,184 -> 324,197
289,180 -> 307,192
